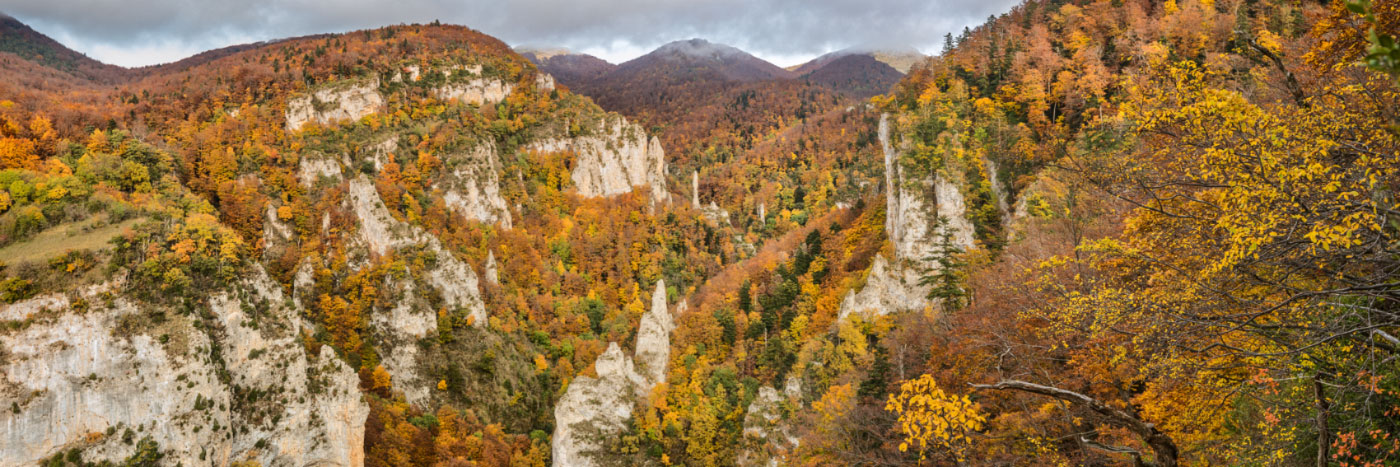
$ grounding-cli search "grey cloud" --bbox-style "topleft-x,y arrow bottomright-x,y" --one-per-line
3,0 -> 1021,67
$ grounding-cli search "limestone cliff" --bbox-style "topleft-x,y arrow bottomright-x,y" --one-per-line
0,270 -> 368,466
837,253 -> 930,320
286,79 -> 384,131
635,280 -> 675,387
838,114 -> 976,319
433,78 -> 514,107
528,116 -> 668,204
344,175 -> 490,404
881,113 -> 974,266
439,143 -> 513,229
484,251 -> 500,285
550,343 -> 647,467
737,384 -> 800,467
552,280 -> 675,466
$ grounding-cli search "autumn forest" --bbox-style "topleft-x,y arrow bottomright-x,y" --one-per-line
0,0 -> 1398,465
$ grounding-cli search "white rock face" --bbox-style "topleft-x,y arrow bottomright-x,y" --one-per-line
484,251 -> 500,285
883,115 -> 935,265
440,144 -> 512,229
553,280 -> 676,466
881,113 -> 974,264
634,280 -> 674,386
737,386 -> 799,467
701,202 -> 731,225
299,155 -> 344,188
839,114 -> 976,320
528,117 -> 668,204
551,343 -> 647,467
371,278 -> 436,406
535,73 -> 556,92
426,251 -> 489,327
933,177 -> 975,250
434,79 -> 514,106
346,175 -> 488,327
263,202 -> 294,248
369,136 -> 399,171
347,176 -> 413,255
0,270 -> 367,467
342,175 -> 492,404
692,171 -> 701,208
837,254 -> 929,320
286,80 -> 384,131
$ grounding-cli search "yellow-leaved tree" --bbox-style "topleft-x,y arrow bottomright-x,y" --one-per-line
885,374 -> 986,463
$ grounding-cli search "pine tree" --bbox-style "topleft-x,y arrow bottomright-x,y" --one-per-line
858,337 -> 892,400
920,216 -> 968,310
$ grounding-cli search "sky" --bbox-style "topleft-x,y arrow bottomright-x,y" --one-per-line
3,0 -> 1022,68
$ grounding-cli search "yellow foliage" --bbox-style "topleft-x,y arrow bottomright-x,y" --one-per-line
885,374 -> 986,462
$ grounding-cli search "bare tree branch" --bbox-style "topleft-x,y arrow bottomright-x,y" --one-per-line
972,380 -> 1178,467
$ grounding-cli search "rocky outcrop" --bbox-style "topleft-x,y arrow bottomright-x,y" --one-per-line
552,280 -> 674,466
286,80 -> 384,131
299,155 -> 345,188
837,253 -> 929,320
933,177 -> 975,249
345,175 -> 488,326
434,78 -> 514,106
839,114 -> 975,320
884,115 -> 935,265
0,271 -> 368,467
264,202 -> 294,247
550,343 -> 648,467
535,73 -> 556,92
528,117 -> 668,204
347,176 -> 416,255
372,278 -> 436,405
635,280 -> 674,386
369,136 -> 399,171
439,144 -> 512,229
484,251 -> 499,285
881,113 -> 974,261
737,379 -> 802,467
701,202 -> 731,225
343,175 -> 489,405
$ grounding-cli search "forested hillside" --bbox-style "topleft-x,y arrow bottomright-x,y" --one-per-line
845,0 -> 1399,464
0,0 -> 1396,465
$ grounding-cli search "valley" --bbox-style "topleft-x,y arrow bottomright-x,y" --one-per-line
0,0 -> 1397,466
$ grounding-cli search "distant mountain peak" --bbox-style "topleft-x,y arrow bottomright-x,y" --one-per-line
516,47 -> 617,88
626,39 -> 792,82
0,13 -> 127,82
515,46 -> 574,61
652,38 -> 750,61
790,47 -> 925,75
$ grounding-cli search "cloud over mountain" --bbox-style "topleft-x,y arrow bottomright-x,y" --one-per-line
3,0 -> 1020,67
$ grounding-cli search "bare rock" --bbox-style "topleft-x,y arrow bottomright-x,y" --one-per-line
635,280 -> 674,386
485,251 -> 499,285
551,343 -> 647,467
434,79 -> 513,106
528,116 -> 668,204
286,80 -> 384,131
0,269 -> 368,466
439,144 -> 512,229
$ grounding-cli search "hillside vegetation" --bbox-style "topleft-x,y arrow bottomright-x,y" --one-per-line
0,0 -> 1396,465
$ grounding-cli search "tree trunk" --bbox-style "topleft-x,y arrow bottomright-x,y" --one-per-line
973,380 -> 1178,467
1315,375 -> 1330,467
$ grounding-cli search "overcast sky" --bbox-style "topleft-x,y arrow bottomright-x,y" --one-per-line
4,0 -> 1021,68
